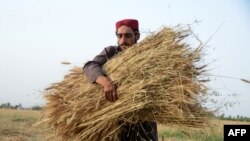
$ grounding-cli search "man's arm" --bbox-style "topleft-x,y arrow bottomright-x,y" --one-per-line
95,75 -> 118,102
83,46 -> 119,102
83,46 -> 118,83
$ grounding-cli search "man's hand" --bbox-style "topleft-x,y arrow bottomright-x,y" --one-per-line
95,75 -> 118,102
103,81 -> 118,102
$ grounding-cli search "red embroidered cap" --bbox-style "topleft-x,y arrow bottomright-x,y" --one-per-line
115,19 -> 139,31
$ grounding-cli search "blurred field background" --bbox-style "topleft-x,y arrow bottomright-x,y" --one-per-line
1,109 -> 250,141
0,109 -> 47,141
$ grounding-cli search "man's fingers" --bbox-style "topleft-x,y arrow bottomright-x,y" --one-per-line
106,91 -> 114,102
105,92 -> 109,101
111,91 -> 116,102
112,84 -> 118,101
107,92 -> 110,101
105,91 -> 116,102
102,80 -> 118,102
113,90 -> 118,101
108,92 -> 112,101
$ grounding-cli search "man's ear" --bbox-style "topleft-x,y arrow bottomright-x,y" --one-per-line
135,32 -> 140,41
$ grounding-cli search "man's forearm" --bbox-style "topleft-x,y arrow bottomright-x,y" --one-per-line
83,63 -> 106,83
95,75 -> 112,87
96,75 -> 118,102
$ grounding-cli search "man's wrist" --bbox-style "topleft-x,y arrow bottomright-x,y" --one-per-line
96,75 -> 112,87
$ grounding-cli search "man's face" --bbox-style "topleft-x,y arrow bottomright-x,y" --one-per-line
116,25 -> 137,50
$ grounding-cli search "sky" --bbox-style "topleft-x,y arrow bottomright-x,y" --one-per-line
0,0 -> 249,117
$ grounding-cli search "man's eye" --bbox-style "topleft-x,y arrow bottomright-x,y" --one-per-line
124,33 -> 132,38
117,34 -> 122,38
116,33 -> 133,38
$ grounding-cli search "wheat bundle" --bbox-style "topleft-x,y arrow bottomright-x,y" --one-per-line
41,26 -> 212,141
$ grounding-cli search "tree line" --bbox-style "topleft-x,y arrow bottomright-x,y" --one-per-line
0,102 -> 43,110
218,113 -> 250,122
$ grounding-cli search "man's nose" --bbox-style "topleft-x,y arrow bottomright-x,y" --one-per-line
120,36 -> 127,43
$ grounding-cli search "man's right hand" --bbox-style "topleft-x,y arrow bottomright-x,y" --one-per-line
95,75 -> 118,102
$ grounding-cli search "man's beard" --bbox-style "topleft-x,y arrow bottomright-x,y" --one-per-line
119,42 -> 132,50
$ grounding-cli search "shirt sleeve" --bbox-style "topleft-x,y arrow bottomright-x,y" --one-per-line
83,46 -> 118,83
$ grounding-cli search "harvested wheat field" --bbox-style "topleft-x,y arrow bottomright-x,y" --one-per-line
0,109 -> 48,141
2,109 -> 250,141
39,26 -> 216,141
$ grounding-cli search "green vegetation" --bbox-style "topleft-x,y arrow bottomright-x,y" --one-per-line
0,102 -> 23,109
0,102 -> 43,111
218,114 -> 250,122
160,129 -> 223,141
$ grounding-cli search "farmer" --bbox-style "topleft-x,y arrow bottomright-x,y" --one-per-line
83,19 -> 158,141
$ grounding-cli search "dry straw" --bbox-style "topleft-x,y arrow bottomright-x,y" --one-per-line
40,26 -> 213,141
